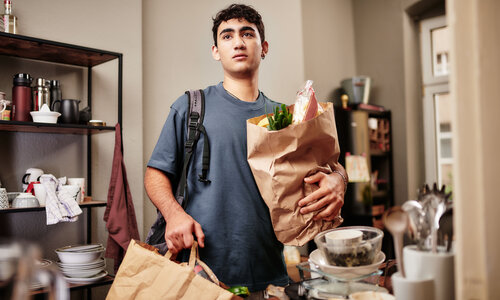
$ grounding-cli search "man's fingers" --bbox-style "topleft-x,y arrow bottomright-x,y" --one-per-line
183,231 -> 194,249
194,222 -> 205,248
304,172 -> 324,183
300,196 -> 329,214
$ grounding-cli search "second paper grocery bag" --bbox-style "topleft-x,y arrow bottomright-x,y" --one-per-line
247,102 -> 342,246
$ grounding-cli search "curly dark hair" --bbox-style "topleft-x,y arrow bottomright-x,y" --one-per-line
212,4 -> 265,47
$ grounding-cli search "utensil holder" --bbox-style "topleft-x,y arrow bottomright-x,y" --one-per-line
391,271 -> 435,300
403,245 -> 455,300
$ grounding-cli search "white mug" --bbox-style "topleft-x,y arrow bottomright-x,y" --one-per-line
59,185 -> 81,203
22,168 -> 44,191
403,245 -> 455,300
67,178 -> 85,202
33,183 -> 47,206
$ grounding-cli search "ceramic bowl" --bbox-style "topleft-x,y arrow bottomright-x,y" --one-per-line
30,111 -> 61,123
314,226 -> 383,267
12,193 -> 39,208
55,247 -> 104,264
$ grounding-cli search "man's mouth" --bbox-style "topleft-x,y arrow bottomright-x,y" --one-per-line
233,54 -> 248,60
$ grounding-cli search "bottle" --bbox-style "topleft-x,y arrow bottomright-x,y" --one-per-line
32,78 -> 50,111
12,73 -> 32,122
1,0 -> 17,34
49,80 -> 62,109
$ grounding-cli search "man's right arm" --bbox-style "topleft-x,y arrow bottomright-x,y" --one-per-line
144,166 -> 205,253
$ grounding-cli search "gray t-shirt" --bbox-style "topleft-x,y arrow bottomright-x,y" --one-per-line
148,82 -> 288,291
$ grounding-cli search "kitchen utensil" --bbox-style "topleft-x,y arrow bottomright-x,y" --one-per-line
30,110 -> 61,123
51,99 -> 80,124
12,73 -> 32,122
402,200 -> 427,249
22,168 -> 44,191
383,206 -> 408,277
439,208 -> 453,252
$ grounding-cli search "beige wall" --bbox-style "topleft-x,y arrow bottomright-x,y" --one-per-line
0,0 -> 143,288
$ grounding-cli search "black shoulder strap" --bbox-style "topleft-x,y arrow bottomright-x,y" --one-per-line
175,90 -> 211,209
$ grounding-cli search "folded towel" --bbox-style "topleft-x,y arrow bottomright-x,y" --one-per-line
40,174 -> 82,225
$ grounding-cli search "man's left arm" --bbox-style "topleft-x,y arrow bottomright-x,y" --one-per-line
298,162 -> 348,221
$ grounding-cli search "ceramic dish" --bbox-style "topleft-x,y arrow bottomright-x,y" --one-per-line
62,267 -> 105,278
30,111 -> 61,123
56,257 -> 105,268
309,249 -> 385,280
64,270 -> 108,284
55,247 -> 103,264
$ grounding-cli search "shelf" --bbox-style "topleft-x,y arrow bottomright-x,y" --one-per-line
31,275 -> 114,295
0,120 -> 115,134
370,149 -> 391,156
0,200 -> 107,213
0,32 -> 120,67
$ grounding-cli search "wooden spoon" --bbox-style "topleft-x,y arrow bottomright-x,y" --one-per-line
383,206 -> 409,277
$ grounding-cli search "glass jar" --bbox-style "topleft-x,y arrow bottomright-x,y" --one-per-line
0,92 -> 11,121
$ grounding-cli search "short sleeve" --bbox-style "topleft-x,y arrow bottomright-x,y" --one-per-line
147,95 -> 188,180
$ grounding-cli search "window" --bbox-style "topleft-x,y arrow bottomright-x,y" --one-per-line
421,16 -> 453,189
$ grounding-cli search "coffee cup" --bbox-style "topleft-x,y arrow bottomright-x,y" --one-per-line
67,178 -> 85,202
33,184 -> 47,206
59,185 -> 81,203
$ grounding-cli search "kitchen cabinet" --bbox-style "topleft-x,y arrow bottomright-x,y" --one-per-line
334,106 -> 395,258
0,31 -> 122,294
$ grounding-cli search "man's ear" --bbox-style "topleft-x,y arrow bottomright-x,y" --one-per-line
261,41 -> 269,58
212,45 -> 221,61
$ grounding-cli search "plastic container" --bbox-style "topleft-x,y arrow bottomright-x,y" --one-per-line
314,226 -> 383,267
30,111 -> 61,123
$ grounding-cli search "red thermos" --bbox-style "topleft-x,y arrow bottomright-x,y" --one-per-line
12,73 -> 32,122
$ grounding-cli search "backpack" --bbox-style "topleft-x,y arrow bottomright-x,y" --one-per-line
145,90 -> 210,252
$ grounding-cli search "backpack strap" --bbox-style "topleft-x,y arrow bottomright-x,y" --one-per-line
175,90 -> 211,209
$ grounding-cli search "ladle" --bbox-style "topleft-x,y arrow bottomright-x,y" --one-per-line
383,206 -> 409,277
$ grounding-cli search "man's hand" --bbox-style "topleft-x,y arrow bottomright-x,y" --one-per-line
164,209 -> 205,254
298,171 -> 345,221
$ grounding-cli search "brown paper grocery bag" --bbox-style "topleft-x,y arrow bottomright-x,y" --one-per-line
107,240 -> 240,300
247,102 -> 342,246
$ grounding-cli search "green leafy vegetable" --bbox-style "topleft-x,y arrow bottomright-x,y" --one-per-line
266,103 -> 293,131
228,286 -> 250,298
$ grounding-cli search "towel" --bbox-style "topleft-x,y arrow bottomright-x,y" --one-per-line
104,123 -> 140,272
40,174 -> 82,225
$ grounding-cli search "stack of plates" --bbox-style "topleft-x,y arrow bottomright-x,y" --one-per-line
55,244 -> 107,284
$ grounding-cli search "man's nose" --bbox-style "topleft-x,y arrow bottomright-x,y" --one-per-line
233,35 -> 246,49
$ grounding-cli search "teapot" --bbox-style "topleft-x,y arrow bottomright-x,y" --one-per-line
22,168 -> 44,191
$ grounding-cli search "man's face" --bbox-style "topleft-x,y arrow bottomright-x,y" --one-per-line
212,18 -> 268,78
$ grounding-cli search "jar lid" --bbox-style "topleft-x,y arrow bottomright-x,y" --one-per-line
50,80 -> 60,87
13,73 -> 32,86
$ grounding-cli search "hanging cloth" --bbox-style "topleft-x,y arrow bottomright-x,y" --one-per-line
104,123 -> 141,273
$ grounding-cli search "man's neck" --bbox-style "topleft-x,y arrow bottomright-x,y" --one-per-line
222,76 -> 259,102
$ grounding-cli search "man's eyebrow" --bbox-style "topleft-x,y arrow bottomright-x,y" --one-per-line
219,28 -> 234,36
219,26 -> 256,36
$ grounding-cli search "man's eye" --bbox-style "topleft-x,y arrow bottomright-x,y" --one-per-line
243,32 -> 254,37
222,35 -> 231,40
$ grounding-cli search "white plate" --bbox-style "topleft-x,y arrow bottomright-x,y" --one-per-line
62,267 -> 105,278
56,244 -> 104,253
309,249 -> 385,280
57,257 -> 104,266
64,270 -> 108,284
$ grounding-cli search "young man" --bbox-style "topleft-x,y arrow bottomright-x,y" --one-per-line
145,3 -> 347,295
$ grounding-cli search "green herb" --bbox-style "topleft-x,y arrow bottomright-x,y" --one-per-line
266,103 -> 293,131
228,286 -> 250,298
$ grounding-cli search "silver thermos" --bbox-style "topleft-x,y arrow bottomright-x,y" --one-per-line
32,78 -> 50,111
